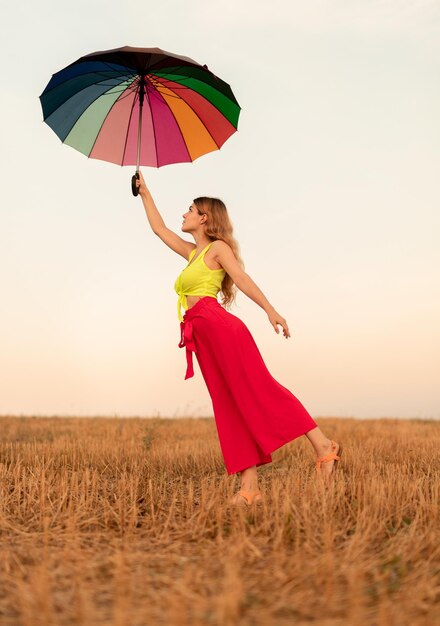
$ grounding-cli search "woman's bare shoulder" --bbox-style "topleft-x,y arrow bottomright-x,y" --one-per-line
211,239 -> 233,253
210,240 -> 243,278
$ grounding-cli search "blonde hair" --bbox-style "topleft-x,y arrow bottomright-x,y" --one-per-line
193,196 -> 244,311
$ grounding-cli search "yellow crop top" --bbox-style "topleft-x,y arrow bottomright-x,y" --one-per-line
174,242 -> 226,321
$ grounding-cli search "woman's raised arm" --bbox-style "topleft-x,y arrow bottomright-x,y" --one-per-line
135,170 -> 195,260
136,170 -> 166,233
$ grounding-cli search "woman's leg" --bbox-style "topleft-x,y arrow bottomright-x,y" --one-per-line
232,427 -> 340,503
305,426 -> 341,477
240,465 -> 259,490
230,465 -> 260,505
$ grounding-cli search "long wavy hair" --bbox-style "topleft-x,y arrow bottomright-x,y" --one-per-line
193,196 -> 244,311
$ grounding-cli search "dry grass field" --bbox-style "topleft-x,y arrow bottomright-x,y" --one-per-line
0,415 -> 438,626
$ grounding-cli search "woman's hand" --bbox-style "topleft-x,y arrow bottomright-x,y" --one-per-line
135,169 -> 148,197
267,307 -> 291,338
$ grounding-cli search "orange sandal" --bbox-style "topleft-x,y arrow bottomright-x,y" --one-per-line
316,441 -> 343,476
231,489 -> 263,506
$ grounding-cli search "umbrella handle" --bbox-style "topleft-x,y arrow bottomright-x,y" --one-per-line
131,172 -> 140,197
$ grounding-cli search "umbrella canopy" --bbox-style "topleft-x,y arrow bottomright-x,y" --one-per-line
39,46 -> 241,168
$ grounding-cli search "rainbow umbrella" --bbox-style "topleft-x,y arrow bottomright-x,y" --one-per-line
39,46 -> 240,194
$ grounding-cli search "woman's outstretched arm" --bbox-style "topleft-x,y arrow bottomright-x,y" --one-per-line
214,241 -> 291,339
237,275 -> 291,339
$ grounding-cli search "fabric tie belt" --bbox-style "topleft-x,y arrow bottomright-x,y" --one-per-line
178,316 -> 196,379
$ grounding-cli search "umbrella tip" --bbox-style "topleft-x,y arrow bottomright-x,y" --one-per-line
203,63 -> 219,80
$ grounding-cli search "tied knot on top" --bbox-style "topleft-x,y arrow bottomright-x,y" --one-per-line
178,315 -> 197,379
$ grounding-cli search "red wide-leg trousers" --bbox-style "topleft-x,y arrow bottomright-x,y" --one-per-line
178,296 -> 318,475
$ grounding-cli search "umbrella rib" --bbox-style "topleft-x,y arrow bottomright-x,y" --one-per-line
152,78 -> 221,150
43,76 -> 137,125
63,77 -> 137,147
108,83 -> 140,102
149,74 -> 209,98
120,89 -> 138,167
92,60 -> 137,77
145,85 -> 159,168
152,67 -> 238,104
153,73 -> 237,120
41,68 -> 136,97
148,81 -> 193,163
85,82 -> 135,161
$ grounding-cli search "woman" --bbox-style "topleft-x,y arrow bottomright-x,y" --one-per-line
135,171 -> 342,506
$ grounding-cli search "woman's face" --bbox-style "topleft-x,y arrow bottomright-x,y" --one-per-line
181,203 -> 204,232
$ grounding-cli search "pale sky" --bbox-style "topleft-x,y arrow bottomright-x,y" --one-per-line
1,0 -> 439,419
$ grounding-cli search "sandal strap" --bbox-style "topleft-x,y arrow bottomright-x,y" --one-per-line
317,452 -> 340,463
316,453 -> 340,471
237,489 -> 261,504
